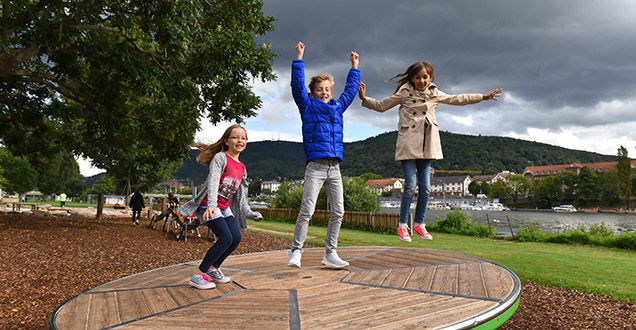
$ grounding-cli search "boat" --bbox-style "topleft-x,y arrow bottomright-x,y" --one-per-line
428,201 -> 451,210
552,205 -> 577,212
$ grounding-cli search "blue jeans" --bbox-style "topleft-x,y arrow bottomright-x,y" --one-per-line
292,159 -> 344,254
195,206 -> 241,272
400,159 -> 432,225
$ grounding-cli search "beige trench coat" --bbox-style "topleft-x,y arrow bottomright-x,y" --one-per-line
361,83 -> 483,161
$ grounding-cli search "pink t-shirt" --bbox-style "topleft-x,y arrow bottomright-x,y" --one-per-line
201,154 -> 245,209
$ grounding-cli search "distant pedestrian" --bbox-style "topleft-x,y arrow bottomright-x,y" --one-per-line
359,61 -> 502,242
59,192 -> 67,208
129,187 -> 145,226
287,42 -> 360,269
179,125 -> 262,290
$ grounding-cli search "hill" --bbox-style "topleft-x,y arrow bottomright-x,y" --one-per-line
171,131 -> 616,182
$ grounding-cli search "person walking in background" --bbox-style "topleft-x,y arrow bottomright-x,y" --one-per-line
179,125 -> 262,290
287,42 -> 360,269
59,191 -> 67,208
358,61 -> 502,242
129,187 -> 145,226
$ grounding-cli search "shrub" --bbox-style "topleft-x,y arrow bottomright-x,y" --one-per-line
515,222 -> 547,242
430,210 -> 490,237
588,222 -> 614,237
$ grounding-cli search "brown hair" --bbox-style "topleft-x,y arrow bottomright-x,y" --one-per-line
308,73 -> 335,94
388,61 -> 435,93
192,124 -> 247,166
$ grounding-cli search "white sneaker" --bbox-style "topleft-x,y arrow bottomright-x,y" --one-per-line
321,251 -> 349,269
288,249 -> 302,268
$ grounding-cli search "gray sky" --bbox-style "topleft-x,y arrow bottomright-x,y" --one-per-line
81,0 -> 636,175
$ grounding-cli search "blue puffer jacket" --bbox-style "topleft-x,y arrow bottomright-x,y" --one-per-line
291,59 -> 361,163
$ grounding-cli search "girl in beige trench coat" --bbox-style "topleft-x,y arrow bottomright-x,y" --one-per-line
359,60 -> 502,243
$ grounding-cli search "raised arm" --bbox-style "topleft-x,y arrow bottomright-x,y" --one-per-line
350,51 -> 359,69
296,42 -> 305,60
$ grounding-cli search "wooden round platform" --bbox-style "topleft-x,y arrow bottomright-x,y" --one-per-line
50,246 -> 520,329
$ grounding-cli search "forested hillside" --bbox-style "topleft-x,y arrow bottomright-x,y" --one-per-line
171,131 -> 616,182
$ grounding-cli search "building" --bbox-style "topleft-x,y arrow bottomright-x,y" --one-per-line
430,175 -> 472,198
366,178 -> 403,195
473,171 -> 514,184
523,161 -> 636,180
261,180 -> 281,193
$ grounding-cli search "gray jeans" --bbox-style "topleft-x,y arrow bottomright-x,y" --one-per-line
292,158 -> 344,254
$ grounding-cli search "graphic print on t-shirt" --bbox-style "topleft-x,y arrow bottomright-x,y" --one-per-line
216,154 -> 245,210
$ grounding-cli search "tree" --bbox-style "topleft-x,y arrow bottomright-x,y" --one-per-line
468,180 -> 481,196
575,166 -> 602,206
27,151 -> 86,196
616,146 -> 632,210
558,170 -> 578,203
0,148 -> 38,196
600,169 -> 621,206
508,174 -> 530,208
0,165 -> 8,191
533,176 -> 562,208
1,0 -> 277,190
489,180 -> 511,203
248,177 -> 262,197
90,175 -> 117,196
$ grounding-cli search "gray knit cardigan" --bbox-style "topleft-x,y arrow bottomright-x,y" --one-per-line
177,152 -> 262,230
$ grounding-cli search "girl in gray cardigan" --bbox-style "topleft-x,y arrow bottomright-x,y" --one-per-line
180,125 -> 262,290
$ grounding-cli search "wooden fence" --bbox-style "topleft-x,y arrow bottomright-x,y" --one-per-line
253,207 -> 402,234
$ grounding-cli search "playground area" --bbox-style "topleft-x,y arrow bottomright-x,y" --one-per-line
0,213 -> 634,329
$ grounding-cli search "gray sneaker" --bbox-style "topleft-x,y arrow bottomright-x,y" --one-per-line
206,268 -> 231,283
321,251 -> 349,269
288,249 -> 302,268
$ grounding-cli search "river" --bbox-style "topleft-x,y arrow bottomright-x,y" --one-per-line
379,207 -> 636,236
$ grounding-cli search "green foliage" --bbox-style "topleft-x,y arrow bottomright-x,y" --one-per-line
428,210 -> 490,237
533,176 -> 562,208
0,165 -> 7,190
576,166 -> 602,205
0,148 -> 37,194
271,176 -> 377,212
1,0 -> 277,189
90,175 -> 117,196
515,222 -> 548,242
342,177 -> 377,212
514,221 -> 636,251
616,146 -> 632,208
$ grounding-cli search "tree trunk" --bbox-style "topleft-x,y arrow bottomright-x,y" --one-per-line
96,193 -> 104,219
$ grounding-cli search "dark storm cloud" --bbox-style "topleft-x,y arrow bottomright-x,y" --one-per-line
253,0 -> 636,153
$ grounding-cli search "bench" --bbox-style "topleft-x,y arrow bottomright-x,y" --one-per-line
11,203 -> 40,212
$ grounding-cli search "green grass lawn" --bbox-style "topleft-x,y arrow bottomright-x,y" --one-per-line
248,220 -> 636,302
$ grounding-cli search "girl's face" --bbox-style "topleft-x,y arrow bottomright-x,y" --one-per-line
224,127 -> 247,155
411,68 -> 432,91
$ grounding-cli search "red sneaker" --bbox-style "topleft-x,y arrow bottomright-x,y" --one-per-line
414,223 -> 433,240
397,225 -> 412,242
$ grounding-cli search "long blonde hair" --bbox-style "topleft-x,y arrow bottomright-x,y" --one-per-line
192,124 -> 247,166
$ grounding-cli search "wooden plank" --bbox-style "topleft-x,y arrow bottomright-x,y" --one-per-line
358,268 -> 392,285
458,262 -> 488,298
53,294 -> 90,330
482,262 -> 515,300
403,266 -> 435,291
379,267 -> 413,288
165,286 -> 205,306
141,288 -> 178,314
117,290 -> 150,322
87,292 -> 120,330
430,264 -> 459,294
